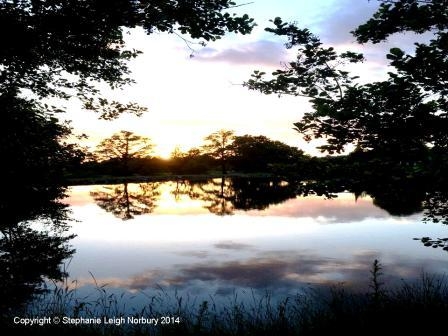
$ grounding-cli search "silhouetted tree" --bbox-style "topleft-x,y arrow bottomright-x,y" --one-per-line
246,0 -> 447,158
1,0 -> 255,117
94,131 -> 154,174
1,1 -> 255,199
1,93 -> 84,195
202,129 -> 235,174
171,146 -> 184,159
231,135 -> 305,173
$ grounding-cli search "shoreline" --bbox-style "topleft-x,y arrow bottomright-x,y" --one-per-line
66,172 -> 278,186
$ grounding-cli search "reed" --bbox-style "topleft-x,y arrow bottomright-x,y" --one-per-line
2,260 -> 448,335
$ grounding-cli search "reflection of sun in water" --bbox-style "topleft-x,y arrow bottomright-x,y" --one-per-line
154,182 -> 209,215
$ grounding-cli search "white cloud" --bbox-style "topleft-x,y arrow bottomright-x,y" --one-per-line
192,40 -> 288,66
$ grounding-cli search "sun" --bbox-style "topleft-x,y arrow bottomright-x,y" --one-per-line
155,144 -> 174,159
150,131 -> 205,159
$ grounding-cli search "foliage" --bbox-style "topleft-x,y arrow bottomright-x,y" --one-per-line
202,129 -> 236,174
1,92 -> 84,214
0,95 -> 77,311
245,0 -> 447,155
170,150 -> 215,175
231,134 -> 305,172
1,0 -> 255,118
93,130 -> 154,174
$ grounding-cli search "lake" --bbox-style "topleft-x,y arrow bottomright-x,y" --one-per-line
55,178 -> 448,311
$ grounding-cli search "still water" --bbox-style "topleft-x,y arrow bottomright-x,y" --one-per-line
57,178 -> 447,309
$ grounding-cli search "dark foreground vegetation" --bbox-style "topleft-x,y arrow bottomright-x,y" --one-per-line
2,261 -> 448,336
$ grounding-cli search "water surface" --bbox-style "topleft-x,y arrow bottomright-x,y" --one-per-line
60,179 -> 448,308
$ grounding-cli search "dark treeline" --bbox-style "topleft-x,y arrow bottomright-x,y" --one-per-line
72,130 -> 310,178
70,129 -> 448,221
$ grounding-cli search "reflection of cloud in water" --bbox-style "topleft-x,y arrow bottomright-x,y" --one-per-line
173,250 -> 210,259
214,241 -> 255,251
171,241 -> 255,260
74,270 -> 170,292
248,194 -> 414,223
74,251 -> 446,295
170,252 -> 446,292
171,252 -> 376,290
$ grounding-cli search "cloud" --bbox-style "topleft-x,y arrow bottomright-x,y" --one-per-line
193,40 -> 288,66
312,0 -> 435,70
312,0 -> 379,45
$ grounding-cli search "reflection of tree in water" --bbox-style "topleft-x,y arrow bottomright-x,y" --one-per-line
175,178 -> 234,216
423,191 -> 448,225
232,178 -> 298,211
361,178 -> 447,227
0,187 -> 75,314
353,180 -> 426,218
0,224 -> 74,313
294,172 -> 446,225
90,182 -> 160,220
417,185 -> 448,251
173,177 -> 299,216
172,169 -> 448,247
294,156 -> 448,252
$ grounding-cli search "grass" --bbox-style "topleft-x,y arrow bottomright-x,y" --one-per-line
2,260 -> 448,335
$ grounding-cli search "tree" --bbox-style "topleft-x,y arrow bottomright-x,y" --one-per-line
245,1 -> 447,157
170,147 -> 214,174
1,92 -> 84,196
1,0 -> 255,118
1,0 -> 255,199
231,135 -> 305,172
170,146 -> 185,160
202,129 -> 235,174
94,130 -> 154,174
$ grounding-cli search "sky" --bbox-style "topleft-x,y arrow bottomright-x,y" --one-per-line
61,0 -> 419,158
